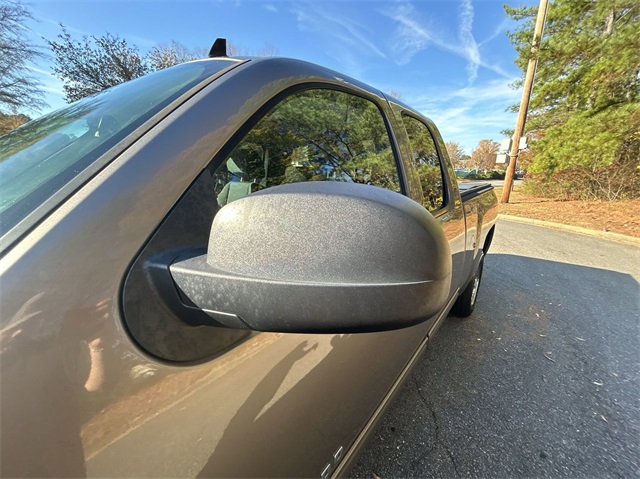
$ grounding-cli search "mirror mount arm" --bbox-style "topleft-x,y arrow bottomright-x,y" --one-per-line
143,248 -> 235,328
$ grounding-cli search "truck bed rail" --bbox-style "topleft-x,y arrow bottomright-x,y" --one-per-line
458,182 -> 494,202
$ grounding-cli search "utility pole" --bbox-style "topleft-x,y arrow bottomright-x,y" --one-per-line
502,0 -> 549,203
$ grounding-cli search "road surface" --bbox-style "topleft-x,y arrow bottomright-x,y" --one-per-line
351,219 -> 640,478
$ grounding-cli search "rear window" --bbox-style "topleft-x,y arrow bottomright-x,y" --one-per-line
0,59 -> 240,237
401,114 -> 446,212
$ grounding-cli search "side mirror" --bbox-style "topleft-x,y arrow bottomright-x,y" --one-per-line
160,182 -> 451,333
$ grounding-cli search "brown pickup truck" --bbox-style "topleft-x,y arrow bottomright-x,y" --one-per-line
0,42 -> 497,478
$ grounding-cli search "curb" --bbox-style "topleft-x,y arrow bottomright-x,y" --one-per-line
497,214 -> 640,247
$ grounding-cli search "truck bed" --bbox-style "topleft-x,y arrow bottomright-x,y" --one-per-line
458,182 -> 494,201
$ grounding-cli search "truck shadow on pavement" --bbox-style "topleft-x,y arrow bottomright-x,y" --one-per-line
351,253 -> 640,479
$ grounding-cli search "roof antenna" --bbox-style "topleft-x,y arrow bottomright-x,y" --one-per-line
208,38 -> 228,58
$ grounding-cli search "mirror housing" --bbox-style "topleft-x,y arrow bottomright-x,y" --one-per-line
167,182 -> 451,333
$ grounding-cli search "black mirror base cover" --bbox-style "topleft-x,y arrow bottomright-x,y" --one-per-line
170,252 -> 450,333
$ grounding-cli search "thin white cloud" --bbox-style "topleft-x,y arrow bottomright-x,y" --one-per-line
126,35 -> 157,49
263,4 -> 277,13
33,13 -> 157,51
405,79 -> 522,152
291,2 -> 386,60
383,1 -> 511,80
26,66 -> 51,76
451,79 -> 521,102
430,106 -> 471,127
27,65 -> 64,97
458,0 -> 480,85
34,14 -> 90,38
409,79 -> 521,112
382,2 -> 432,65
478,17 -> 511,47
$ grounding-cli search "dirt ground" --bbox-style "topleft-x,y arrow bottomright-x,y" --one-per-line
496,186 -> 640,238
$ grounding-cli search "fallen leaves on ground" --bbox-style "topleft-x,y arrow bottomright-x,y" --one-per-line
496,186 -> 640,238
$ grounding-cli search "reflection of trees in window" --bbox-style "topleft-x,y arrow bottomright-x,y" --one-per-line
402,115 -> 445,212
0,102 -> 100,162
0,101 -> 103,219
213,89 -> 399,201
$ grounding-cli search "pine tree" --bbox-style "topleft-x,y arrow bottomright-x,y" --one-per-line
506,0 -> 639,200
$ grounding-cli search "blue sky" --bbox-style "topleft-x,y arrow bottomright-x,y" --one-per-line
24,0 -> 536,154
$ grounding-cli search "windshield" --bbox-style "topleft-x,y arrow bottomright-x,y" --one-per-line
0,59 -> 240,237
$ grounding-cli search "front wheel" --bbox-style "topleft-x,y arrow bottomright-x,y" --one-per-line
451,254 -> 484,317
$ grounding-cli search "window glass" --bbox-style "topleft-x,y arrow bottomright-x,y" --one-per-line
402,114 -> 445,212
0,59 -> 239,235
213,89 -> 399,206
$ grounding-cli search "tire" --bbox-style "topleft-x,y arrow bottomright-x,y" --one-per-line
451,254 -> 484,317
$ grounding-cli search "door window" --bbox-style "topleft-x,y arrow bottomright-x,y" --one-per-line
213,89 -> 400,206
402,114 -> 446,212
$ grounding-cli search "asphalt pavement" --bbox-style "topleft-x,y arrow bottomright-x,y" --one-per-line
351,219 -> 640,479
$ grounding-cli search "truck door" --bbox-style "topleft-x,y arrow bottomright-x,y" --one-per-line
397,113 -> 467,299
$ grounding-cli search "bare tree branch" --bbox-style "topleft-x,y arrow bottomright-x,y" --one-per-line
0,0 -> 46,113
46,25 -> 148,102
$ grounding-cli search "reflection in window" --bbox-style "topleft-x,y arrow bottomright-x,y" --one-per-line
213,89 -> 399,206
402,115 -> 445,212
0,61 -> 231,234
